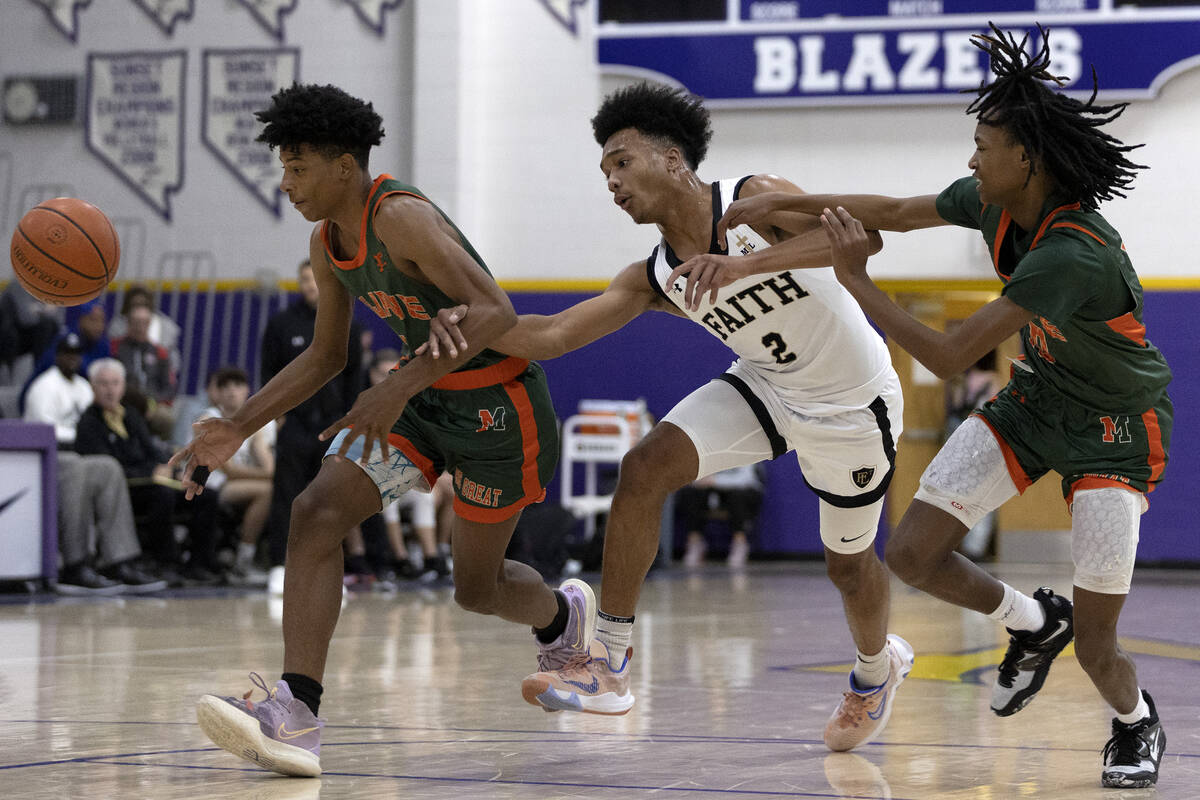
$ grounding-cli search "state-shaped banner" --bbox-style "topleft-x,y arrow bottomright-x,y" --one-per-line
86,50 -> 186,220
202,48 -> 299,216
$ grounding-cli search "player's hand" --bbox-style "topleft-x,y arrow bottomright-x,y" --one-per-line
820,206 -> 872,285
716,193 -> 782,246
168,417 -> 243,499
319,380 -> 408,464
666,254 -> 746,311
415,304 -> 469,359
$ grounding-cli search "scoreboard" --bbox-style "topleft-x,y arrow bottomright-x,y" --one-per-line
595,1 -> 1200,106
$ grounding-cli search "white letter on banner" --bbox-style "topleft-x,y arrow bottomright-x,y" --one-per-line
943,30 -> 985,88
1045,27 -> 1082,85
754,37 -> 798,93
843,34 -> 895,91
798,35 -> 839,92
897,32 -> 940,90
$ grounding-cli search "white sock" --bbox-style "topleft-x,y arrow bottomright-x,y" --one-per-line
851,646 -> 889,690
596,610 -> 633,656
987,583 -> 1046,632
236,542 -> 256,567
1116,692 -> 1150,725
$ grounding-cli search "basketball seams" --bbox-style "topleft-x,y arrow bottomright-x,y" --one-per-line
35,203 -> 111,277
15,224 -> 107,283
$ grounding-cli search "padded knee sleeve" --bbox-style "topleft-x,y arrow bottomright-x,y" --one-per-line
913,416 -> 1018,529
1071,488 -> 1143,595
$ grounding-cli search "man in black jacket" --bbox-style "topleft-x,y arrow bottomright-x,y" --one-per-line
260,260 -> 364,587
76,357 -> 222,583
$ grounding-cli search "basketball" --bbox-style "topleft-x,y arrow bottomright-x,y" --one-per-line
9,197 -> 120,306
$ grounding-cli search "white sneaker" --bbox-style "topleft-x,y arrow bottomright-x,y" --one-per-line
824,634 -> 914,752
727,537 -> 749,569
683,536 -> 706,568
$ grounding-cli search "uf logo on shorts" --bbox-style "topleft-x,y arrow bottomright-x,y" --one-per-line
476,406 -> 507,433
851,466 -> 876,489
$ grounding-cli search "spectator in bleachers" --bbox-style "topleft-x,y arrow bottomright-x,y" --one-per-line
30,298 -> 112,379
108,284 -> 182,352
196,366 -> 276,586
1,281 -> 62,378
259,259 -> 363,594
23,333 -> 93,446
75,358 -> 223,585
678,464 -> 765,570
113,302 -> 179,441
54,451 -> 168,595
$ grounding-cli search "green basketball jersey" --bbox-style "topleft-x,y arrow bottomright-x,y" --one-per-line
322,175 -> 508,372
936,177 -> 1171,414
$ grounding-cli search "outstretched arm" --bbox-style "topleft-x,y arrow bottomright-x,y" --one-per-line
821,206 -> 1031,379
421,261 -> 666,361
668,174 -> 883,310
720,191 -> 947,239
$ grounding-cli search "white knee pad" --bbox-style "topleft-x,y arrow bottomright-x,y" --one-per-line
820,498 -> 883,554
913,416 -> 1018,529
1071,487 -> 1144,595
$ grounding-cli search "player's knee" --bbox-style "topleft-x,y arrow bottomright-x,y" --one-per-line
884,530 -> 931,587
287,492 -> 343,550
452,583 -> 498,615
618,443 -> 683,492
825,548 -> 876,590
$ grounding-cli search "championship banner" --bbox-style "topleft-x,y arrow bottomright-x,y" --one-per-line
86,51 -> 186,220
232,0 -> 298,41
343,0 -> 405,36
597,3 -> 1200,106
202,48 -> 300,216
129,0 -> 194,35
26,0 -> 92,42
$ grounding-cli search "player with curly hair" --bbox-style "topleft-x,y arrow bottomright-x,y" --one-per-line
704,24 -> 1172,788
425,80 -> 916,750
172,83 -> 595,777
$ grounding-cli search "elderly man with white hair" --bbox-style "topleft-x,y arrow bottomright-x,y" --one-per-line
76,358 -> 223,585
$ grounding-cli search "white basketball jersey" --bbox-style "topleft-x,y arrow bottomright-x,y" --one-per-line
648,177 -> 895,416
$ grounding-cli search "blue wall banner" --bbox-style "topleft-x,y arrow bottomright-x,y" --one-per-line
598,7 -> 1200,106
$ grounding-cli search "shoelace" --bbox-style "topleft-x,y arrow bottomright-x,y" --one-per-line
836,691 -> 869,725
241,671 -> 276,710
557,651 -> 593,674
996,635 -> 1025,686
1104,721 -> 1151,766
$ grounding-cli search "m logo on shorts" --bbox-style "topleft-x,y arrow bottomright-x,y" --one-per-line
476,406 -> 507,432
851,466 -> 876,489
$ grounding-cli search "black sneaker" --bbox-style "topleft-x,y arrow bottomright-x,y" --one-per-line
1102,690 -> 1165,788
991,587 -> 1074,716
101,561 -> 169,594
54,564 -> 126,596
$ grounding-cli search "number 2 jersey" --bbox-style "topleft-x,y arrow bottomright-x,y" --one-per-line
646,176 -> 896,417
936,176 -> 1172,415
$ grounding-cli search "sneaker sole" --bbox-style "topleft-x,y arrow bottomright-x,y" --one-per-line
520,675 -> 634,716
195,695 -> 321,777
990,634 -> 1073,717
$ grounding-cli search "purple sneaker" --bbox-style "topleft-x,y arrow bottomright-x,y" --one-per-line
196,672 -> 323,777
534,578 -> 597,672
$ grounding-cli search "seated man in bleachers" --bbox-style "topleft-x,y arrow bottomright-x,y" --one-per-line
195,366 -> 276,586
112,302 -> 179,441
75,358 -> 223,585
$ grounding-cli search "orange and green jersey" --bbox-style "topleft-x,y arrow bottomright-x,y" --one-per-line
936,177 -> 1171,415
322,175 -> 509,374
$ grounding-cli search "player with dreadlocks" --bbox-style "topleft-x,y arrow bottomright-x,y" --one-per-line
171,83 -> 592,778
686,22 -> 1172,788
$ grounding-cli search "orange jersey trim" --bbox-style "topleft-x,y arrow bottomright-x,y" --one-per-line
321,175 -> 431,271
453,488 -> 546,523
503,376 -> 544,506
1142,408 -> 1166,486
1066,476 -> 1144,506
385,432 -> 440,490
432,357 -> 529,391
992,210 -> 1012,282
1106,313 -> 1147,346
1030,202 -> 1082,250
974,413 -> 1033,493
1050,221 -> 1106,246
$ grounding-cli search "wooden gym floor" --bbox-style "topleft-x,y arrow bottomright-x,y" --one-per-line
1,562 -> 1197,799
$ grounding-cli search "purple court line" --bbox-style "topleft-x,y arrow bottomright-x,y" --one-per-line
44,757 -> 921,799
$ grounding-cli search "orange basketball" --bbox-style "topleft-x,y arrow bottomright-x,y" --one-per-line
9,197 -> 120,306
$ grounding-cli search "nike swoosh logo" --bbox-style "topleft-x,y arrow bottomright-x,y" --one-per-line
1041,618 -> 1070,642
839,530 -> 871,544
276,723 -> 319,740
564,677 -> 599,693
0,489 -> 29,517
866,689 -> 890,720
